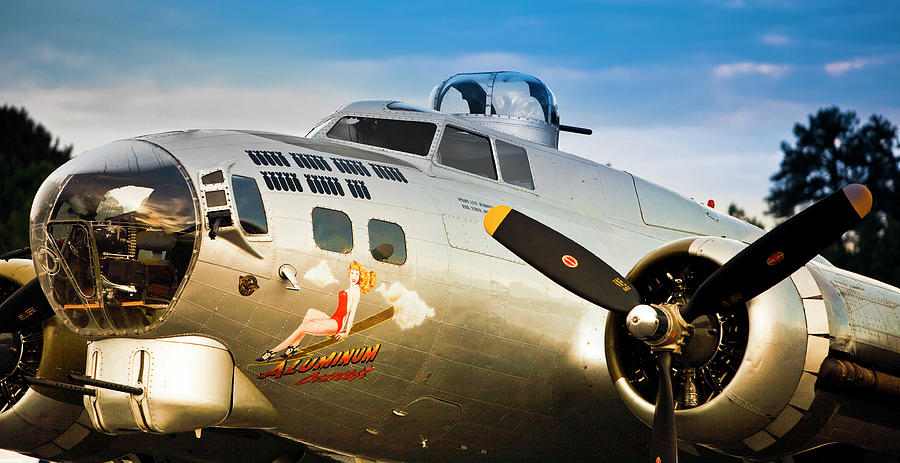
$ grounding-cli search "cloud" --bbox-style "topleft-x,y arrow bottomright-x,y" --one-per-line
0,82 -> 352,154
701,0 -> 745,8
761,33 -> 789,45
824,58 -> 872,77
303,260 -> 339,287
375,282 -> 434,330
713,62 -> 789,79
0,53 -> 632,154
35,45 -> 91,69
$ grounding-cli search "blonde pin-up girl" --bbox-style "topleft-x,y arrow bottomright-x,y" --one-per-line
257,261 -> 376,361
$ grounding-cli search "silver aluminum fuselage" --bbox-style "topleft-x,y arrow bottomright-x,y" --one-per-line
70,102 -> 900,460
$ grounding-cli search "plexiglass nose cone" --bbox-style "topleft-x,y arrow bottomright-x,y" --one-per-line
30,140 -> 199,336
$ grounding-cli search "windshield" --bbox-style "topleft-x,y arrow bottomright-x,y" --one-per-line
326,116 -> 436,156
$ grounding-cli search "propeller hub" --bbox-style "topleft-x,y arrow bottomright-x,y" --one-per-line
626,305 -> 667,340
627,303 -> 693,354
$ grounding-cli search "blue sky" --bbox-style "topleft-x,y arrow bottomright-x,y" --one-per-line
2,0 -> 898,223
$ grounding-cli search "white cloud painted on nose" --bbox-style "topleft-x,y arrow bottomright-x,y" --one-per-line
303,260 -> 339,287
376,282 -> 434,329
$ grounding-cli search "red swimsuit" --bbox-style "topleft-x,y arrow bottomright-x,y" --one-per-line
330,290 -> 349,331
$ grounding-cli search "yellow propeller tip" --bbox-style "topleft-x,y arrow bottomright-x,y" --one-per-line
843,184 -> 873,218
484,205 -> 512,236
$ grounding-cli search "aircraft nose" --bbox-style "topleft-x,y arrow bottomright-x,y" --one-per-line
28,140 -> 200,337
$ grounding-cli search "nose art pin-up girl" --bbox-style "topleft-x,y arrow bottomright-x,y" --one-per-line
257,261 -> 376,361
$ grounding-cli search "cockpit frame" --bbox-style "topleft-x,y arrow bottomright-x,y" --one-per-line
312,101 -> 540,194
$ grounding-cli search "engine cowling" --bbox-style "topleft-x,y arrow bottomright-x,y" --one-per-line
601,237 -> 832,459
0,259 -> 92,460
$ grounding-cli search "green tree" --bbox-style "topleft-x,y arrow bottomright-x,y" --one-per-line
0,105 -> 72,251
726,203 -> 765,229
767,106 -> 900,285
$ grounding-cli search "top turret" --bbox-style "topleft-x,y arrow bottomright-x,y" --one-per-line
429,71 -> 561,148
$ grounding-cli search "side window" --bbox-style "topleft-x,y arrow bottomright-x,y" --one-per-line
436,126 -> 497,180
312,207 -> 352,253
201,171 -> 225,185
368,219 -> 407,265
496,140 -> 535,190
231,175 -> 268,234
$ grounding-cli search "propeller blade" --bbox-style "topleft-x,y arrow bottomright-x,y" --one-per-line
649,351 -> 677,463
0,278 -> 55,331
682,184 -> 872,321
484,206 -> 641,313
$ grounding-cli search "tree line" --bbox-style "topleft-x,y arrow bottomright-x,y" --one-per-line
0,105 -> 72,251
764,107 -> 900,286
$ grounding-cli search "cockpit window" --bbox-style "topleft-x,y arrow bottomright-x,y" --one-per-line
368,219 -> 406,265
312,207 -> 352,254
232,175 -> 268,235
496,140 -> 534,190
436,126 -> 497,180
326,116 -> 436,156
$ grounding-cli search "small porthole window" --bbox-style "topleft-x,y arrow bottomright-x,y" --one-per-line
232,175 -> 268,235
312,207 -> 353,254
201,170 -> 225,185
368,219 -> 407,265
205,190 -> 227,207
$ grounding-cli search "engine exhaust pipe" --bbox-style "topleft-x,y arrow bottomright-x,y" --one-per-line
817,357 -> 900,399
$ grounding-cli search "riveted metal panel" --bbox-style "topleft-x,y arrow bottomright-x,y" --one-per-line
52,419 -> 91,449
824,414 -> 900,454
788,372 -> 817,411
85,336 -> 234,434
790,267 -> 822,299
804,336 -> 830,373
743,430 -> 776,451
807,263 -> 900,370
33,442 -> 63,459
803,299 -> 830,335
0,408 -> 53,451
807,263 -> 852,350
765,405 -> 804,438
441,214 -> 518,262
13,389 -> 83,434
358,396 -> 462,452
634,177 -> 722,236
